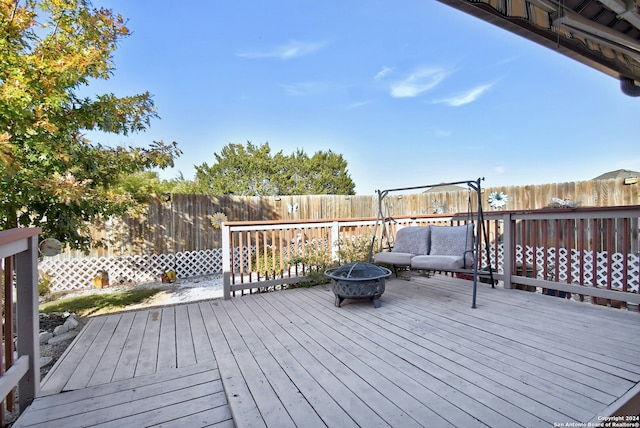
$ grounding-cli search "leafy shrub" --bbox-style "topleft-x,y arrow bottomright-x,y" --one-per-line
251,249 -> 286,277
38,273 -> 52,296
336,234 -> 376,264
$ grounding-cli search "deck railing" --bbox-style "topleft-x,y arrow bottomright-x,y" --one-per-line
485,206 -> 640,307
0,228 -> 41,424
222,206 -> 640,307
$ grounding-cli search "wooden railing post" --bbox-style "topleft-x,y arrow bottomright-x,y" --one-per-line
331,221 -> 340,262
221,223 -> 231,300
502,212 -> 514,289
0,228 -> 41,419
15,234 -> 40,410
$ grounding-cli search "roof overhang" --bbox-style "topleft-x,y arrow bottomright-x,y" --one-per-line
436,0 -> 640,96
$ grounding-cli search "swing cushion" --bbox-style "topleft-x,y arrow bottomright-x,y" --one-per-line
373,226 -> 430,266
410,224 -> 474,270
429,224 -> 473,257
392,226 -> 431,255
373,251 -> 414,266
411,255 -> 466,270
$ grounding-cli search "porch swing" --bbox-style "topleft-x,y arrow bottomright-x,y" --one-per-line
369,177 -> 495,308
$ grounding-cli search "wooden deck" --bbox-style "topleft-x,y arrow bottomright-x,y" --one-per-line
14,274 -> 640,427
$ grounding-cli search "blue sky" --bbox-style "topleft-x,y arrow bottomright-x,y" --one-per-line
89,0 -> 640,195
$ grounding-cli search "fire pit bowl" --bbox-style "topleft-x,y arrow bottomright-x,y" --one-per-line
324,262 -> 392,308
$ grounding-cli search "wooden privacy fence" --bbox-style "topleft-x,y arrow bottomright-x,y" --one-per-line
47,177 -> 639,258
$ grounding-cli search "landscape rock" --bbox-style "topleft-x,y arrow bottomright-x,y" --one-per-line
39,356 -> 53,368
64,317 -> 79,330
52,324 -> 69,336
39,332 -> 54,343
48,330 -> 78,344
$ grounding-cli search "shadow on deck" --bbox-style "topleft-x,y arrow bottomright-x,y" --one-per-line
14,274 -> 640,427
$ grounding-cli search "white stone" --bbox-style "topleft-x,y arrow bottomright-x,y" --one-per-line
64,317 -> 79,330
39,356 -> 53,368
48,330 -> 78,344
39,332 -> 54,344
53,324 -> 69,336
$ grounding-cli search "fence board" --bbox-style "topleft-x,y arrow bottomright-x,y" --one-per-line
48,179 -> 639,258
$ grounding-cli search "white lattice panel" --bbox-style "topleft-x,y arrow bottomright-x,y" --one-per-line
233,246 -> 255,272
175,249 -> 222,278
512,246 -> 639,292
481,243 -> 639,292
40,250 -> 218,293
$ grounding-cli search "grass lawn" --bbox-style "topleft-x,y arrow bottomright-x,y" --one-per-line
39,288 -> 163,316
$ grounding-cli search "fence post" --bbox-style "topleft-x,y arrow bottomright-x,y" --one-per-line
221,223 -> 231,300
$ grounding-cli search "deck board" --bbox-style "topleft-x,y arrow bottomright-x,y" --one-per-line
157,306 -> 177,370
300,285 -> 588,423
111,310 -> 149,381
198,300 -> 266,428
14,360 -> 231,427
252,287 -> 463,427
280,283 -> 539,427
86,311 -> 136,387
17,273 -> 640,427
135,308 -> 161,377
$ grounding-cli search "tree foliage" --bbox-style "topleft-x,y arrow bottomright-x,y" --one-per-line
194,142 -> 355,196
0,0 -> 180,250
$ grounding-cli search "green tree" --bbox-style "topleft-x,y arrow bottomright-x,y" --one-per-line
194,142 -> 355,196
116,171 -> 169,204
161,172 -> 200,195
0,0 -> 180,250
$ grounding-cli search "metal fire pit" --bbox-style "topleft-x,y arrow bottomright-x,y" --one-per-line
324,262 -> 392,308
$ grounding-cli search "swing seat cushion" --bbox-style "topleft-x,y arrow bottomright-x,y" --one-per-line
429,224 -> 473,257
391,226 -> 431,255
373,252 -> 414,266
373,226 -> 430,267
410,224 -> 474,270
411,255 -> 466,270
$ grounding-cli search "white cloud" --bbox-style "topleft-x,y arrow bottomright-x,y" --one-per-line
434,83 -> 494,106
493,165 -> 506,175
434,129 -> 452,138
237,40 -> 327,60
390,67 -> 449,98
374,66 -> 394,80
346,100 -> 373,110
280,81 -> 330,96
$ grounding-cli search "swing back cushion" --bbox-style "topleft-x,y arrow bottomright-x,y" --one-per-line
410,224 -> 474,270
373,226 -> 431,266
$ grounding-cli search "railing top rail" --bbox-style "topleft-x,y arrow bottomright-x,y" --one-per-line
483,205 -> 640,220
0,227 -> 42,247
222,206 -> 640,233
223,212 -> 476,228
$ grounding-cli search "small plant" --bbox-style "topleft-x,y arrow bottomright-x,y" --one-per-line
288,271 -> 332,289
336,234 -> 375,264
38,273 -> 52,296
252,250 -> 286,277
285,233 -> 333,273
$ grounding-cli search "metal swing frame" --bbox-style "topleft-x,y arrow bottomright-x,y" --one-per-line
368,177 -> 494,308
